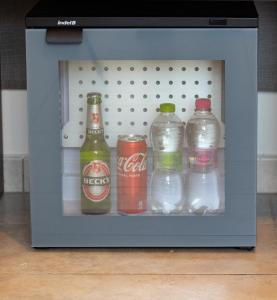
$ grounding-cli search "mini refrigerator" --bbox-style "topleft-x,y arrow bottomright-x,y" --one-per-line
25,0 -> 258,248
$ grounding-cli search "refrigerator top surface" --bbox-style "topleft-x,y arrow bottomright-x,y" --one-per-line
26,0 -> 258,28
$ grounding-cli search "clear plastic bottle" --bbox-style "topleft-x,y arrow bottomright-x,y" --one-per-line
150,103 -> 185,214
186,169 -> 220,214
186,98 -> 220,172
151,103 -> 184,171
151,169 -> 184,214
185,98 -> 221,214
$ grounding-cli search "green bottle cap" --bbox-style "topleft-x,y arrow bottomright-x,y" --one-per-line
87,92 -> 102,105
160,103 -> 175,113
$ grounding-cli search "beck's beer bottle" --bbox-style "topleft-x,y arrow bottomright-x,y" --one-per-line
80,92 -> 111,214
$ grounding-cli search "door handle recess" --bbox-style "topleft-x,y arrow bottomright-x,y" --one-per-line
46,28 -> 83,44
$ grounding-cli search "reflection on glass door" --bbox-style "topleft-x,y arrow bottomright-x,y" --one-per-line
60,60 -> 225,216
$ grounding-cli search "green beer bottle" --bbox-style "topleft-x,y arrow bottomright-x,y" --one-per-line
80,92 -> 111,214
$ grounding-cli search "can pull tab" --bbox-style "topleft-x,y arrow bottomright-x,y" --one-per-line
46,28 -> 83,44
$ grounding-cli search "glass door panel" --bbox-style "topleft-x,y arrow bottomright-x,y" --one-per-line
59,60 -> 225,216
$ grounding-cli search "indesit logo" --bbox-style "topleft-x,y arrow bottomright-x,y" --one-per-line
57,20 -> 77,26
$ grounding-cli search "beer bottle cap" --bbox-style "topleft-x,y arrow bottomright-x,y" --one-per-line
160,103 -> 175,113
87,92 -> 102,104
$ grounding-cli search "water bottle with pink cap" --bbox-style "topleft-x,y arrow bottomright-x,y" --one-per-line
185,98 -> 221,214
186,98 -> 220,172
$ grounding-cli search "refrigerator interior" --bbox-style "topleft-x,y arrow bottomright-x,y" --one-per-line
60,60 -> 225,216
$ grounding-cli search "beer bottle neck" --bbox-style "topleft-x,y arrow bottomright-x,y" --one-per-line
86,103 -> 104,136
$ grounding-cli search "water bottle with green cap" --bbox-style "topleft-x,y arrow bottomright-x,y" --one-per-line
160,103 -> 175,113
150,102 -> 185,214
150,103 -> 184,170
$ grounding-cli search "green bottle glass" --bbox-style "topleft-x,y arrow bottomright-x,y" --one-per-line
80,92 -> 111,214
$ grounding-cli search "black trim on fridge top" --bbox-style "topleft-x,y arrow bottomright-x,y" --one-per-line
26,0 -> 258,28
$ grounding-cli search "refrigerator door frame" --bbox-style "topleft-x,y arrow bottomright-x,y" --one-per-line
26,28 -> 257,247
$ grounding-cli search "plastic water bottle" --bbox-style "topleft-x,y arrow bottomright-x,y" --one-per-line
151,169 -> 184,214
151,103 -> 184,171
150,103 -> 185,214
185,98 -> 221,214
186,98 -> 220,172
186,169 -> 220,214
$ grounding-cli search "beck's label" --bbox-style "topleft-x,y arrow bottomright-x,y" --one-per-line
82,160 -> 110,202
87,104 -> 103,131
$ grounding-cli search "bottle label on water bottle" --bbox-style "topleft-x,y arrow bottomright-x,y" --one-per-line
189,148 -> 218,169
158,151 -> 183,171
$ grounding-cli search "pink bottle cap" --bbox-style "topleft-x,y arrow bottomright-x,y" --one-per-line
195,98 -> 211,110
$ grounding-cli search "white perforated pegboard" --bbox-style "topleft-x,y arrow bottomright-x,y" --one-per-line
60,60 -> 224,148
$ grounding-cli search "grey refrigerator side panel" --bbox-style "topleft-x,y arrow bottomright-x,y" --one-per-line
26,31 -> 63,238
26,28 -> 257,247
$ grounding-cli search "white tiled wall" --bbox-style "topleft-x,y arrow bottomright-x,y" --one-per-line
1,90 -> 28,155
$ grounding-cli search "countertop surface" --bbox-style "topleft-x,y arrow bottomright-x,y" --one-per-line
0,193 -> 277,299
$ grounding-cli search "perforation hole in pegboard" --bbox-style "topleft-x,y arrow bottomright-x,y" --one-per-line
61,60 -> 224,148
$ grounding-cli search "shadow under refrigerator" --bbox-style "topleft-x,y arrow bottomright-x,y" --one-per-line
25,1 -> 258,248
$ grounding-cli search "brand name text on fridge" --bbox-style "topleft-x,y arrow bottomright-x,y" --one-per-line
57,20 -> 76,26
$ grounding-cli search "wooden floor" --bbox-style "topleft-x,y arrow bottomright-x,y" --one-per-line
1,194 -> 277,299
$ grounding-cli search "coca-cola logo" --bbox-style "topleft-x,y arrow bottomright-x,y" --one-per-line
117,152 -> 147,173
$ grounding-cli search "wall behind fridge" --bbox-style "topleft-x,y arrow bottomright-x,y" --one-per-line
1,0 -> 277,192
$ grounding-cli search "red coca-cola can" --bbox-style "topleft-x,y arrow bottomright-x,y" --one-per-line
117,134 -> 147,214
